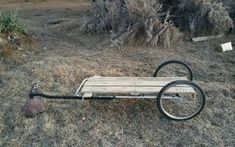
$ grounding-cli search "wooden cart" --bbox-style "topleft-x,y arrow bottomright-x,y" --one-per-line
27,60 -> 206,120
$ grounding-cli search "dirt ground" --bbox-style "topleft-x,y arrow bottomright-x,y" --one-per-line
0,0 -> 235,146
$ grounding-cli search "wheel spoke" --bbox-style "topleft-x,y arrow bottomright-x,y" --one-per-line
182,101 -> 201,105
157,80 -> 205,120
182,104 -> 194,113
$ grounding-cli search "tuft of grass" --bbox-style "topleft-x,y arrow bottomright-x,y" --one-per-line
0,11 -> 27,36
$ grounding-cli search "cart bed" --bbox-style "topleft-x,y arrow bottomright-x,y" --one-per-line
80,77 -> 195,96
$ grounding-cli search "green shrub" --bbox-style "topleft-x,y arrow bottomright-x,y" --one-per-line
0,11 -> 27,36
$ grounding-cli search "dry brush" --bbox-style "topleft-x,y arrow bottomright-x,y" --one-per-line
82,0 -> 233,47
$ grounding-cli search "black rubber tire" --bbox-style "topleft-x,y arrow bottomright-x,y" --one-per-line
156,80 -> 206,121
153,60 -> 193,81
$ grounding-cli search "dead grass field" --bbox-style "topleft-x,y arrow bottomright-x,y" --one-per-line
0,0 -> 235,146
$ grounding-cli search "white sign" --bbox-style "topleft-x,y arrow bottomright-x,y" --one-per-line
221,42 -> 233,52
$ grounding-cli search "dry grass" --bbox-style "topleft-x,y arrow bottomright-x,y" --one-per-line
204,2 -> 233,33
1,53 -> 235,146
0,0 -> 235,146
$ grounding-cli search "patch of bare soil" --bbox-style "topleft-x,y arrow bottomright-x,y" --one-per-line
0,0 -> 235,146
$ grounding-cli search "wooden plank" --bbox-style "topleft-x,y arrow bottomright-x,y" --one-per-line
84,81 -> 189,87
192,34 -> 223,42
81,86 -> 195,94
87,77 -> 187,81
83,93 -> 92,98
81,76 -> 194,95
84,77 -> 189,87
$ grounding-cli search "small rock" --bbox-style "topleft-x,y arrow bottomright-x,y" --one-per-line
43,47 -> 47,50
22,97 -> 45,117
82,117 -> 86,121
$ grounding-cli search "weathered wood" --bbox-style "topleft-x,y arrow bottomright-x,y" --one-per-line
192,34 -> 224,42
80,77 -> 194,95
81,86 -> 194,94
85,82 -> 188,87
88,77 -> 187,81
83,93 -> 93,98
85,81 -> 188,87
85,77 -> 187,86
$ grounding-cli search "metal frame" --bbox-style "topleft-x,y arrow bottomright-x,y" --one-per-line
29,86 -> 181,101
75,78 -> 88,96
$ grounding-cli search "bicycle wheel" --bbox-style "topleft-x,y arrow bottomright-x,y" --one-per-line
157,80 -> 205,120
153,60 -> 193,81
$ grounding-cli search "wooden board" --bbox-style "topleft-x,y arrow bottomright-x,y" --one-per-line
192,34 -> 223,42
87,77 -> 187,81
80,77 -> 195,95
